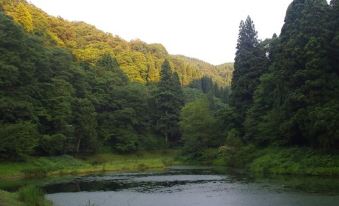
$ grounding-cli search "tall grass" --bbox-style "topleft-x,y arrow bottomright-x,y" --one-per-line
0,189 -> 24,206
17,185 -> 51,206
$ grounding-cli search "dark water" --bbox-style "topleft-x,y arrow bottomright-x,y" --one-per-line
40,166 -> 339,206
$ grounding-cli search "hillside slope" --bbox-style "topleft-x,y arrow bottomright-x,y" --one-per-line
1,0 -> 232,87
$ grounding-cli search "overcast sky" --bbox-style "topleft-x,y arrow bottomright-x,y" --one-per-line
29,0 -> 293,65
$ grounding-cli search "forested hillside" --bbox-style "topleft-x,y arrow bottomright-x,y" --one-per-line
180,0 -> 339,164
1,1 -> 339,205
0,0 -> 233,160
0,0 -> 232,87
0,0 -> 338,174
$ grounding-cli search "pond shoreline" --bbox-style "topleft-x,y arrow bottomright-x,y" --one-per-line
1,148 -> 339,206
0,151 -> 179,206
1,147 -> 339,181
0,150 -> 180,180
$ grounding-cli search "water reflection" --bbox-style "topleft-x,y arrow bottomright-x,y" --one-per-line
42,166 -> 339,206
1,166 -> 339,206
44,167 -> 227,194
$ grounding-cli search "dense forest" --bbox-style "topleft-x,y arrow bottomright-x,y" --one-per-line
0,0 -> 338,163
181,0 -> 339,159
1,1 -> 339,206
0,0 -> 231,159
229,0 -> 339,149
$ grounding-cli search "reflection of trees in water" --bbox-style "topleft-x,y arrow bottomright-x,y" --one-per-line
43,169 -> 339,195
44,178 -> 222,194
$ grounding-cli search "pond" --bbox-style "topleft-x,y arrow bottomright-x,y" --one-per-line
40,166 -> 339,206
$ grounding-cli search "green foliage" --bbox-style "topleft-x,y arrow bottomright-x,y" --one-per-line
223,0 -> 339,151
154,60 -> 184,144
0,0 -> 232,159
0,151 -> 179,179
189,76 -> 230,103
0,189 -> 24,206
218,144 -> 257,168
1,0 -> 338,170
7,2 -> 33,32
183,87 -> 205,103
110,129 -> 138,153
230,16 -> 268,135
0,122 -> 38,159
2,0 -> 230,87
250,147 -> 339,176
138,134 -> 166,150
19,155 -> 87,178
180,97 -> 218,158
171,55 -> 233,87
244,0 -> 339,149
225,129 -> 242,148
17,185 -> 51,206
72,98 -> 98,153
39,134 -> 67,156
215,105 -> 241,138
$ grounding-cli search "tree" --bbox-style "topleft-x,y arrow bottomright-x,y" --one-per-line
154,60 -> 184,145
180,97 -> 217,158
72,98 -> 98,153
330,0 -> 339,73
9,2 -> 33,32
244,0 -> 339,148
230,16 -> 268,136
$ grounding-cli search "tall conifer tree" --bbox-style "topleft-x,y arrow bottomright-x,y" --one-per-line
154,60 -> 184,145
246,0 -> 339,148
230,16 -> 268,135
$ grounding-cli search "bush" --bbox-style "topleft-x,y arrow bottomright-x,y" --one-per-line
220,144 -> 257,168
180,98 -> 218,158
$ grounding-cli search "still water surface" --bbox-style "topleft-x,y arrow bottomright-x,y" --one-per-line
44,166 -> 339,206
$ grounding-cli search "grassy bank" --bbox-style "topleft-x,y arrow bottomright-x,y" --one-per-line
215,146 -> 339,176
0,185 -> 52,206
249,147 -> 339,176
0,150 -> 179,179
0,189 -> 23,206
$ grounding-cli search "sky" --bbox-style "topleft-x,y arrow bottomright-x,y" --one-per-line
29,0 -> 293,65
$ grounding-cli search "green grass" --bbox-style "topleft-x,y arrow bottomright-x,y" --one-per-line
73,150 -> 180,174
0,185 -> 52,206
17,185 -> 52,206
0,155 -> 89,179
249,147 -> 339,176
0,150 -> 180,180
0,189 -> 24,206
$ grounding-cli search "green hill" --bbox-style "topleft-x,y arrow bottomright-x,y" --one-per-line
1,0 -> 232,86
